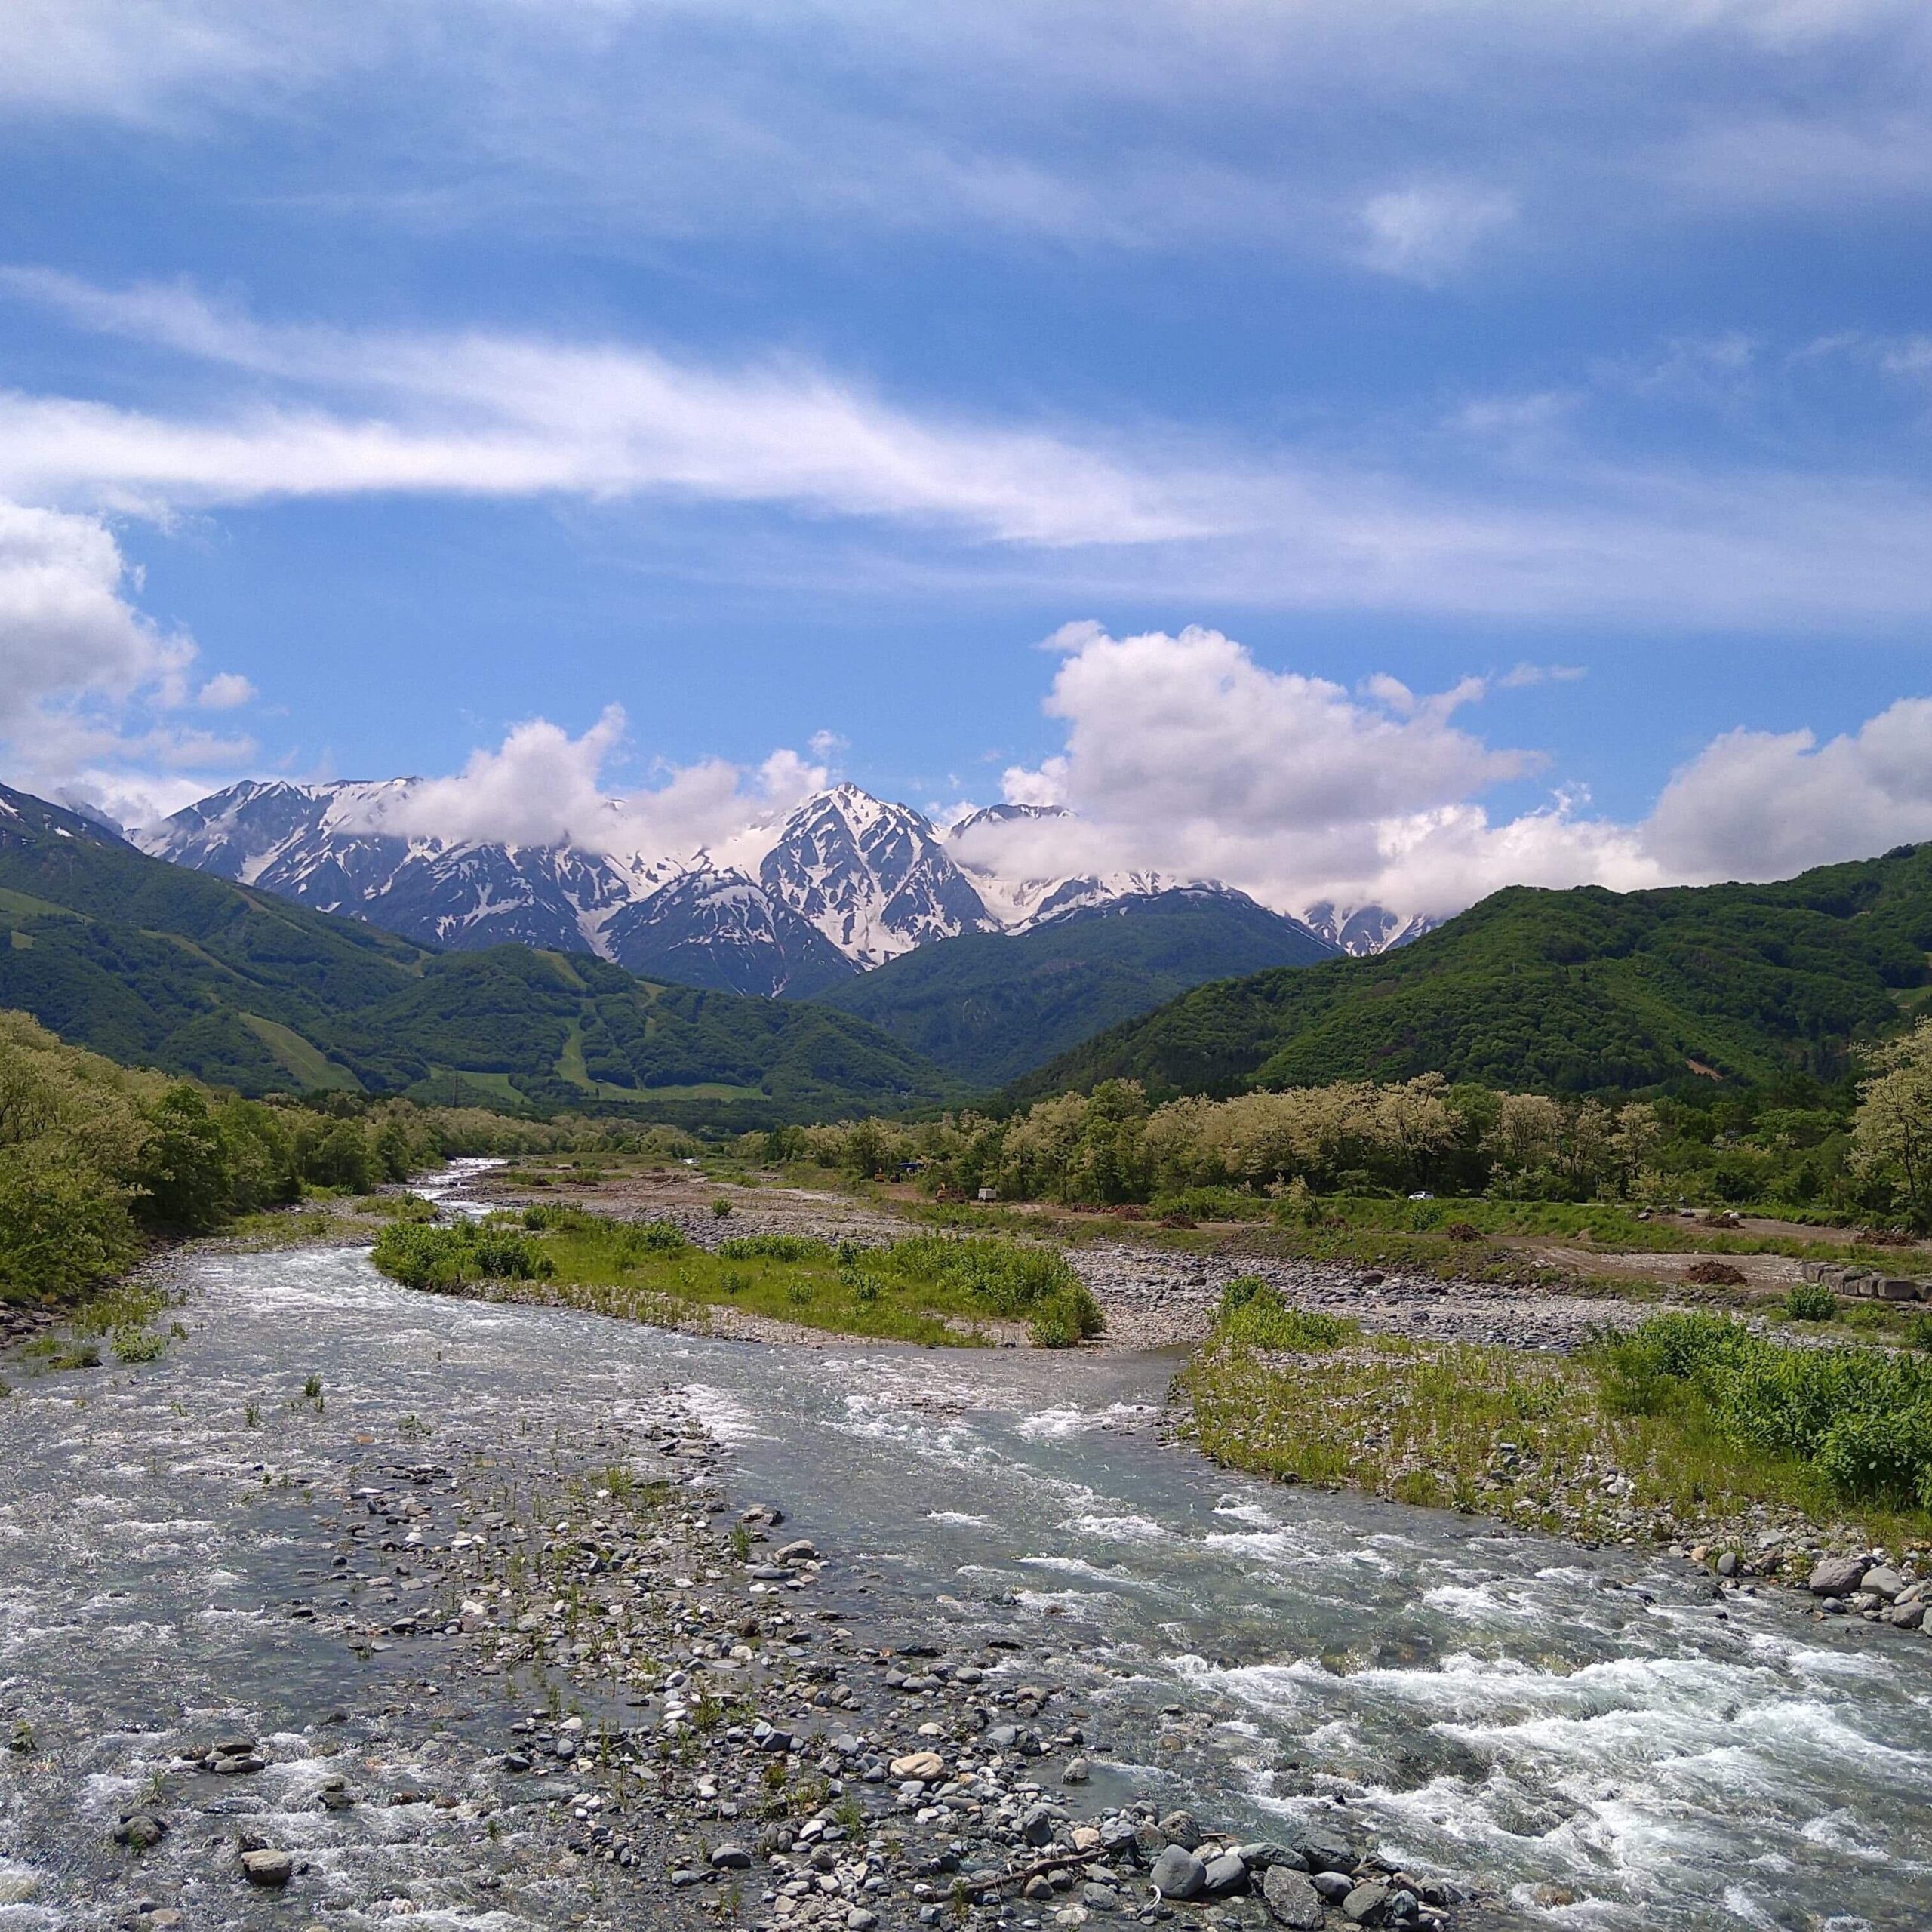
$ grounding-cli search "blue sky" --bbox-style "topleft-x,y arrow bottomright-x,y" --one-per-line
4,2 -> 1932,918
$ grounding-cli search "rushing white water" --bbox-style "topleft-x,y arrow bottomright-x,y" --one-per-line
2,1226 -> 1929,1929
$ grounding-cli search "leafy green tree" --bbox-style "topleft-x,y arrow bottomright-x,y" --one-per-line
1853,1019 -> 1932,1226
135,1085 -> 234,1231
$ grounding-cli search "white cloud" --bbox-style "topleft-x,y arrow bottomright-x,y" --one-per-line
196,670 -> 254,708
957,626 -> 1932,926
971,624 -> 1636,918
1497,661 -> 1587,688
1358,185 -> 1518,283
0,275 -> 1215,546
0,500 -> 189,727
354,706 -> 828,862
1644,699 -> 1932,881
0,495 -> 261,812
11,273 -> 1932,629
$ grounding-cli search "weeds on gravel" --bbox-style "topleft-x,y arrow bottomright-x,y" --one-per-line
385,1210 -> 1102,1349
1183,1300 -> 1932,1546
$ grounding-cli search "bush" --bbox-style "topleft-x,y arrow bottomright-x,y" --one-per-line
1592,1312 -> 1932,1506
371,1221 -> 554,1291
1783,1281 -> 1837,1321
712,1198 -> 734,1219
1217,1278 -> 1354,1352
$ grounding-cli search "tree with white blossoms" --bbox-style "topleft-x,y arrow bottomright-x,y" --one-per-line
1852,1018 -> 1932,1226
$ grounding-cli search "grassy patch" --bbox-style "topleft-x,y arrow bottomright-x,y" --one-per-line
370,1207 -> 1102,1349
238,1014 -> 362,1091
1181,1300 -> 1932,1551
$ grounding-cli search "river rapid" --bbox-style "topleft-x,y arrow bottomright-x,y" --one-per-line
2,1218 -> 1929,1930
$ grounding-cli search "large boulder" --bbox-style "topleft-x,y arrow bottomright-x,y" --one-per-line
1808,1555 -> 1869,1597
1149,1846 -> 1208,1900
1260,1866 -> 1327,1929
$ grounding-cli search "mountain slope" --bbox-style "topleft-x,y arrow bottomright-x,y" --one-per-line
817,887 -> 1339,1086
0,786 -> 950,1121
759,783 -> 996,964
1011,848 -> 1932,1102
601,866 -> 857,998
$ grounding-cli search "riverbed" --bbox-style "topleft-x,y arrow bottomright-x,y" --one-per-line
2,1232 -> 1929,1930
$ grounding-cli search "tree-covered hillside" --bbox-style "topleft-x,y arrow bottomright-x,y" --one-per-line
815,888 -> 1336,1085
1011,848 -> 1932,1102
0,786 -> 951,1123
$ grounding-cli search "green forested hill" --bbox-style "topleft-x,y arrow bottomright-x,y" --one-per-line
1011,847 -> 1932,1102
0,786 -> 950,1121
814,888 -> 1337,1085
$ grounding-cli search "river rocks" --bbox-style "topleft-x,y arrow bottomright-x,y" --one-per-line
1203,1849 -> 1250,1894
1150,1844 -> 1208,1899
1343,1878 -> 1392,1922
1293,1823 -> 1358,1874
1809,1555 -> 1869,1596
888,1749 -> 945,1781
112,1811 -> 166,1850
205,1738 -> 264,1774
1261,1865 -> 1327,1928
1157,1807 -> 1204,1850
239,1848 -> 293,1887
1863,1564 -> 1905,1601
709,1843 -> 752,1869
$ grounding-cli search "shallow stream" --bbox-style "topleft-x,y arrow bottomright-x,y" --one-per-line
2,1220 -> 1929,1929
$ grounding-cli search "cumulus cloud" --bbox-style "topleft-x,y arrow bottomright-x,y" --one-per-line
353,706 -> 829,862
954,626 -> 1932,926
1645,699 -> 1932,881
0,497 -> 256,811
195,670 -> 254,708
961,624 -> 1650,918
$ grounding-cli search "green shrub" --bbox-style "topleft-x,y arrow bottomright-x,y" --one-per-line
712,1198 -> 734,1219
371,1221 -> 554,1291
1592,1312 -> 1932,1505
719,1234 -> 833,1263
1784,1282 -> 1838,1321
1218,1281 -> 1354,1352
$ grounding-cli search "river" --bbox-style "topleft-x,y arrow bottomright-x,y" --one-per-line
2,1224 -> 1928,1929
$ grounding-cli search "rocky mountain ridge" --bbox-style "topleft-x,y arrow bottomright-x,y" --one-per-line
140,777 -> 1422,995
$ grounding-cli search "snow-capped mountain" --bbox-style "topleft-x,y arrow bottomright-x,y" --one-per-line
760,783 -> 998,966
140,778 -> 664,957
1302,901 -> 1441,956
601,865 -> 854,999
139,777 -> 1002,992
138,775 -> 1399,995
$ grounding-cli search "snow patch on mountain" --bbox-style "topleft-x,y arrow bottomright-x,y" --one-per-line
1301,901 -> 1441,956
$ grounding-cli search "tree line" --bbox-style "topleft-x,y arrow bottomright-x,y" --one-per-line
758,1020 -> 1932,1224
0,1011 -> 681,1307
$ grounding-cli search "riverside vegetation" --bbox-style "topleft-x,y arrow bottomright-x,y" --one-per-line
786,1015 -> 1932,1235
370,1209 -> 1104,1349
0,1009 -> 693,1318
1183,1277 -> 1932,1561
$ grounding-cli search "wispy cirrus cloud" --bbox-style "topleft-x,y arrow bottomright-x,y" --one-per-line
8,273 -> 1932,631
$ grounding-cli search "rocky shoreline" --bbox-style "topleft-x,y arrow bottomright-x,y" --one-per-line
88,1390 -> 1475,1932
